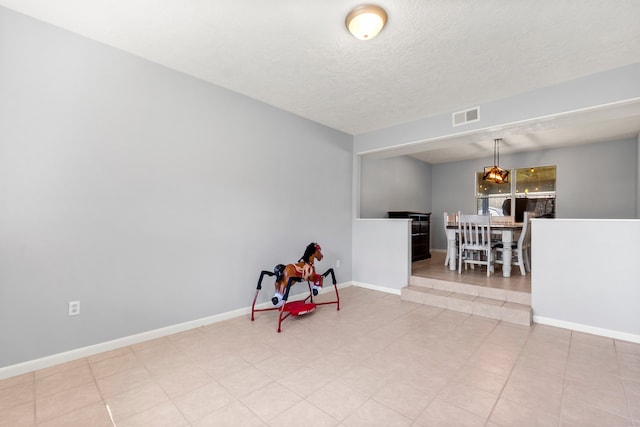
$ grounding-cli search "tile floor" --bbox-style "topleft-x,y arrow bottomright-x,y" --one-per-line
412,252 -> 531,294
1,286 -> 639,426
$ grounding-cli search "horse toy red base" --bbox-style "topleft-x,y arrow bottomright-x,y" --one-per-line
251,242 -> 340,332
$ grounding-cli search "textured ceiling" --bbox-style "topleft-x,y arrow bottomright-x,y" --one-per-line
2,0 -> 640,162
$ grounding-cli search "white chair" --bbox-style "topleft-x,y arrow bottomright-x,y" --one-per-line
443,212 -> 457,267
458,212 -> 494,277
494,211 -> 533,275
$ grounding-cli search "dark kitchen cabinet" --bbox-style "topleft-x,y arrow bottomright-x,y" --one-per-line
388,211 -> 431,262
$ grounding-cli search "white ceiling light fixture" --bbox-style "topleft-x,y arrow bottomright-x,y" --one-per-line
345,4 -> 388,40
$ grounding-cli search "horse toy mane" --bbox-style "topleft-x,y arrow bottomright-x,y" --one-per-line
299,242 -> 320,263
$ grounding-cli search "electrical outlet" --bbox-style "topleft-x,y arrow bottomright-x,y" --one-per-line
336,259 -> 341,268
68,301 -> 80,316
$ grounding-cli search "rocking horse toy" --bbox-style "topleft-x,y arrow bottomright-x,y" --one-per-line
251,242 -> 340,332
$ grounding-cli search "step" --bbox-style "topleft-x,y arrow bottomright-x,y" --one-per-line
409,275 -> 531,305
402,277 -> 532,326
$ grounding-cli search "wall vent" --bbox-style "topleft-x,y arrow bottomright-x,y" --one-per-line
452,107 -> 480,127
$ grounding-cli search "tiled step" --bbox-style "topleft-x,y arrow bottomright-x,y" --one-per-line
401,276 -> 532,326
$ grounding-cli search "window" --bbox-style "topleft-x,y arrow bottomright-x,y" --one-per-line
476,165 -> 556,220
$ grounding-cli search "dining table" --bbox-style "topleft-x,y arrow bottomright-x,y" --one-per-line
445,221 -> 524,278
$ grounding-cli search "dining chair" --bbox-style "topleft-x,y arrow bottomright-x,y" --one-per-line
457,212 -> 494,277
443,212 -> 458,267
494,211 -> 533,275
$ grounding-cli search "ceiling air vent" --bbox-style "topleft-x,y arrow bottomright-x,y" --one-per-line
452,107 -> 480,127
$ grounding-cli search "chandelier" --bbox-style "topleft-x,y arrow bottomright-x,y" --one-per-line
483,138 -> 509,184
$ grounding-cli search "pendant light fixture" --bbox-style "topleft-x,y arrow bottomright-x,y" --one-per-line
345,5 -> 387,40
483,138 -> 510,184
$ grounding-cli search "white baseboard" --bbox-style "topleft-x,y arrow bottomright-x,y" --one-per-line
352,281 -> 402,295
6,284 -> 637,381
533,315 -> 640,344
0,281 -> 352,380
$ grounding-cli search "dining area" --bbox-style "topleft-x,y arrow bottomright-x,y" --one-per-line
432,163 -> 556,280
443,211 -> 533,279
404,210 -> 535,326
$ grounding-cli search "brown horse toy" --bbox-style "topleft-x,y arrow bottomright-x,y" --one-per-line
251,242 -> 339,332
271,242 -> 323,307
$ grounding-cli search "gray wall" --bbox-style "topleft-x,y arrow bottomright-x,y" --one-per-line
430,138 -> 638,250
360,156 -> 432,218
532,219 -> 640,339
0,8 -> 353,367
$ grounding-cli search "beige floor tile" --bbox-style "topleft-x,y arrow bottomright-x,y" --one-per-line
516,351 -> 567,378
568,345 -> 618,372
0,401 -> 34,427
35,358 -> 88,379
395,364 -> 452,397
571,331 -> 616,350
565,356 -> 619,382
253,352 -> 306,380
624,378 -> 640,395
240,380 -> 302,422
528,324 -> 572,346
135,346 -> 195,377
437,380 -> 499,419
452,365 -> 508,395
235,341 -> 282,365
489,397 -> 559,427
36,402 -> 113,427
191,401 -> 267,427
500,365 -> 563,417
35,363 -> 94,398
277,365 -> 334,398
563,377 -> 630,419
485,322 -> 530,350
618,352 -> 640,380
103,382 -> 169,422
336,365 -> 388,397
216,365 -> 274,399
192,351 -> 252,380
268,400 -> 339,427
616,340 -> 640,356
0,372 -> 33,390
90,351 -> 143,379
117,401 -> 188,427
154,364 -> 213,399
332,335 -> 393,362
341,398 -> 412,427
624,378 -> 640,422
371,379 -> 434,420
96,365 -> 154,398
304,351 -> 359,379
414,397 -> 486,427
466,346 -> 518,377
0,380 -> 33,412
35,382 -> 103,423
172,381 -> 235,422
310,378 -> 369,421
561,396 -> 633,427
522,336 -> 570,358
